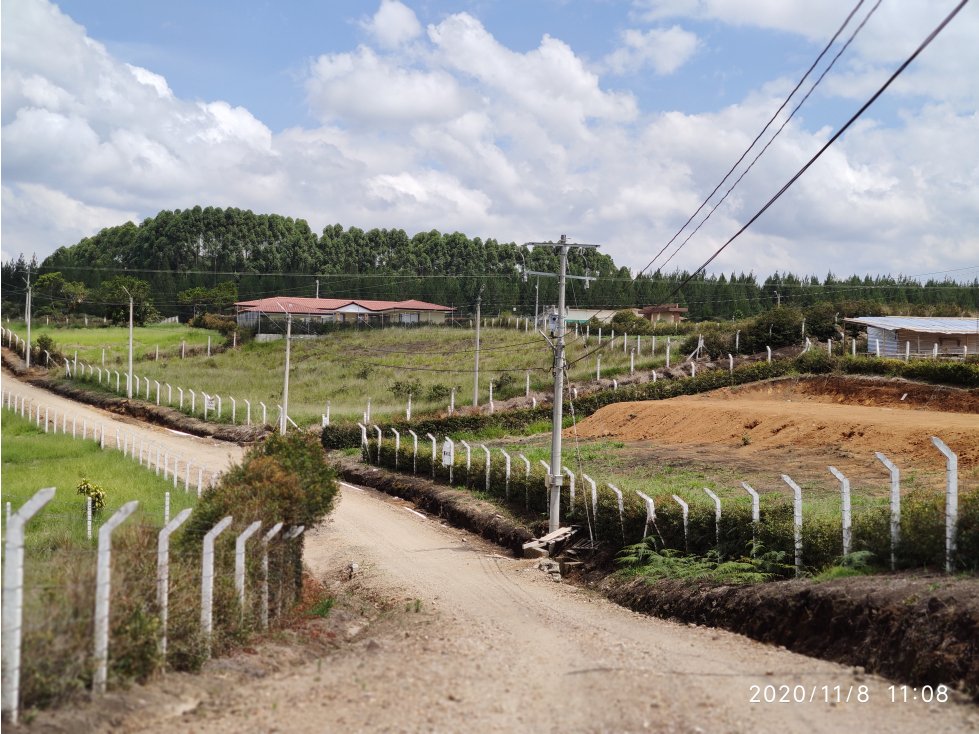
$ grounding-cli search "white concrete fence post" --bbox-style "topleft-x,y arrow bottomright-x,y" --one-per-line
230,397 -> 236,424
607,483 -> 626,543
357,422 -> 368,456
443,438 -> 455,484
93,501 -> 139,695
2,487 -> 55,725
583,474 -> 597,541
481,444 -> 491,492
875,452 -> 901,571
408,430 -> 419,474
636,490 -> 656,539
828,466 -> 852,558
741,482 -> 760,552
235,521 -> 263,616
157,508 -> 192,665
391,428 -> 401,469
376,425 -> 384,464
931,437 -> 958,573
671,494 -> 689,552
781,475 -> 804,576
703,488 -> 722,555
460,440 -> 471,482
425,433 -> 437,477
563,467 -> 576,511
201,516 -> 233,657
261,522 -> 284,629
260,401 -> 267,425
500,449 -> 511,499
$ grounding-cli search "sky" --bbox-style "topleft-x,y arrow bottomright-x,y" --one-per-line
2,0 -> 977,281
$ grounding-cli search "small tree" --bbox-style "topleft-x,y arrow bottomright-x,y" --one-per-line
96,276 -> 158,326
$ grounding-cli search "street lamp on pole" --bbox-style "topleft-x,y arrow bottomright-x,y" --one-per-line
524,235 -> 600,533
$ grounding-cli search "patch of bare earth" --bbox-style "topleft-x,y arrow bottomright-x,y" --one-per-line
569,376 -> 979,479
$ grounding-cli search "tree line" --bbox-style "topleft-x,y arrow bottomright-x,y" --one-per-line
1,205 -> 976,321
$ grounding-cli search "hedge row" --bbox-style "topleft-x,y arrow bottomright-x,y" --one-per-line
363,440 -> 979,575
322,359 -> 794,449
323,353 -> 977,451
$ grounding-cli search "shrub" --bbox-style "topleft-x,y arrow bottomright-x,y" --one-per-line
76,478 -> 106,514
183,431 -> 338,548
190,312 -> 237,337
390,378 -> 422,399
794,349 -> 834,374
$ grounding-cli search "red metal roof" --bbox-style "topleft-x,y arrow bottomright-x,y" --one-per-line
236,296 -> 453,313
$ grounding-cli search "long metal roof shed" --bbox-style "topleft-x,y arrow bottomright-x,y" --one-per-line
844,316 -> 978,357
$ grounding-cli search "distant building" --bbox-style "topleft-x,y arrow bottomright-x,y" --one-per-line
562,308 -> 621,325
235,296 -> 454,329
639,304 -> 688,324
843,316 -> 978,357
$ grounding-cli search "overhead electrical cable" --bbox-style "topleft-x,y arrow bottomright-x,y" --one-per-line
637,0 -> 870,277
655,0 -> 883,274
665,0 -> 970,301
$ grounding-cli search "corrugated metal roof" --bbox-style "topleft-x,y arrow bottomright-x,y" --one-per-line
843,316 -> 979,335
235,296 -> 453,313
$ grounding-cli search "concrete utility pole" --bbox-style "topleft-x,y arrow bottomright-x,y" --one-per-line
525,235 -> 599,533
473,289 -> 483,406
121,286 -> 134,399
534,278 -> 539,330
24,269 -> 32,368
315,279 -> 320,299
281,311 -> 293,433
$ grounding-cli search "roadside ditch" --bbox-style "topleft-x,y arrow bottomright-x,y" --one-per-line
333,455 -> 979,701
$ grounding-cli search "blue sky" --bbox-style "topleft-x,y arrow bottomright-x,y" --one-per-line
3,0 -> 977,279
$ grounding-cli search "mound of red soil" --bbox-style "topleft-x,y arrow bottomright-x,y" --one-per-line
570,376 -> 979,471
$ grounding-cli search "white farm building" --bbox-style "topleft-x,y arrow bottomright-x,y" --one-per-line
844,316 -> 979,358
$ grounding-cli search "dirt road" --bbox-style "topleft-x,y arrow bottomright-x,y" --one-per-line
10,374 -> 977,732
30,481 -> 969,734
1,375 -> 245,482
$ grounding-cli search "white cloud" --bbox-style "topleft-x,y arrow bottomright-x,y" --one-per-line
306,46 -> 468,125
1,0 -> 976,282
633,0 -> 979,106
602,26 -> 700,75
361,0 -> 422,48
1,183 -> 138,262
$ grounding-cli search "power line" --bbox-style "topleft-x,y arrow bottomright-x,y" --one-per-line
637,0 -> 870,277
655,0 -> 884,275
666,0 -> 971,302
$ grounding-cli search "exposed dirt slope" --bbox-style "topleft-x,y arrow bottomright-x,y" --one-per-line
571,376 -> 979,471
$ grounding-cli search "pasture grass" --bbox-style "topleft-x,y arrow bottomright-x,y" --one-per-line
1,409 -> 195,553
8,321 -> 222,364
54,325 -> 669,426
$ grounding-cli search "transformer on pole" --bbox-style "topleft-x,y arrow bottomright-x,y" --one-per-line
524,235 -> 600,533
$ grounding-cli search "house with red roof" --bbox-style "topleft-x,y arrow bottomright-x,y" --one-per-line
235,296 -> 454,330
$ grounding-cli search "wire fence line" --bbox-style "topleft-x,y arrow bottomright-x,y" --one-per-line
1,481 -> 306,725
359,426 -> 968,579
1,389 -> 222,492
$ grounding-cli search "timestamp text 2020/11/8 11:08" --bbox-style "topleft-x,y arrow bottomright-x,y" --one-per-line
749,684 -> 950,704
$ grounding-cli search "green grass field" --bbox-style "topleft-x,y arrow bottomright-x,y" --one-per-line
46,325 -> 676,426
8,321 -> 222,365
1,409 -> 196,553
